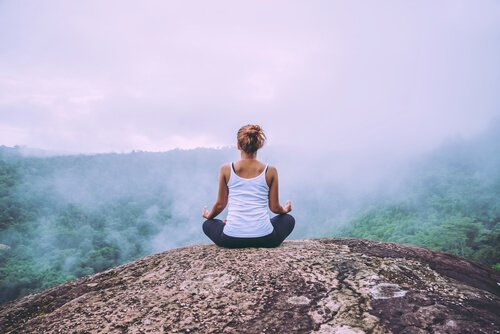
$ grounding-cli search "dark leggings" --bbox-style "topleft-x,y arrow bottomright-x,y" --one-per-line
202,214 -> 295,248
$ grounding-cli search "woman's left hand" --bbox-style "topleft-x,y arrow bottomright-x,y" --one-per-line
283,200 -> 292,213
202,206 -> 210,219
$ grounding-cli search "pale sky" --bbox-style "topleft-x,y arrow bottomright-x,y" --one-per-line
1,0 -> 499,155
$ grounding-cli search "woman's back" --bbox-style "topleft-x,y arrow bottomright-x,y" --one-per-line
223,160 -> 274,237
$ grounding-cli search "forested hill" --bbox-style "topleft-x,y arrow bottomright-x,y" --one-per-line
0,123 -> 499,304
0,147 -> 234,304
338,125 -> 500,268
338,124 -> 500,269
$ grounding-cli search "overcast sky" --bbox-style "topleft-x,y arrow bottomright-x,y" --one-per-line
0,0 -> 499,155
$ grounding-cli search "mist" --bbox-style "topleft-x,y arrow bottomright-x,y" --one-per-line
1,119 -> 500,303
2,118 -> 499,244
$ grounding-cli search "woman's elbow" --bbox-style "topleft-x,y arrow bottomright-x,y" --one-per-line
269,205 -> 281,214
215,201 -> 227,210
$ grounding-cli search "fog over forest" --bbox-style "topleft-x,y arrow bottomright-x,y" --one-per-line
1,120 -> 499,303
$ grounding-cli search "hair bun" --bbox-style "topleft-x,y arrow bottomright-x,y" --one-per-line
237,124 -> 266,154
247,125 -> 260,135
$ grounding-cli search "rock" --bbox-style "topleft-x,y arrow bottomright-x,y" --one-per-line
0,238 -> 498,333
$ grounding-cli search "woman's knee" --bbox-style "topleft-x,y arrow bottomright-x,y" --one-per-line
202,219 -> 217,236
203,219 -> 226,247
282,214 -> 295,231
281,214 -> 295,239
272,213 -> 294,222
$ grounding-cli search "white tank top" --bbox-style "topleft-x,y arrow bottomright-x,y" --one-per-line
223,162 -> 274,237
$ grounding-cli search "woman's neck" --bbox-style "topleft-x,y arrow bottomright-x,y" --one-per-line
240,151 -> 257,160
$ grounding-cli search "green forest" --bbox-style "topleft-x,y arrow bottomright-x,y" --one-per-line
0,124 -> 499,304
0,148 -> 231,304
337,127 -> 500,267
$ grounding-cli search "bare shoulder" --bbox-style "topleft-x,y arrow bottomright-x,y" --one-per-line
220,163 -> 231,171
265,164 -> 278,186
219,163 -> 231,179
267,164 -> 278,175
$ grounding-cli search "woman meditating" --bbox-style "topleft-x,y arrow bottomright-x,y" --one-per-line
202,124 -> 295,248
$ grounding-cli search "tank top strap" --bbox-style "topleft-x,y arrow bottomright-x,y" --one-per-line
263,163 -> 269,176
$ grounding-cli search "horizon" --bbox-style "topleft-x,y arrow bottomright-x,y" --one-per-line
2,117 -> 499,159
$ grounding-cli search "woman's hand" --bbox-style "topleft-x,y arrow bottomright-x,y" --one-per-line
202,206 -> 210,219
283,200 -> 292,213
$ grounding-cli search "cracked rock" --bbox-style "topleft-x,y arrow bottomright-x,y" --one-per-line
0,238 -> 499,334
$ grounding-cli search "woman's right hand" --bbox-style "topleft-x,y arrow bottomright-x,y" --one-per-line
202,206 -> 210,219
283,200 -> 292,213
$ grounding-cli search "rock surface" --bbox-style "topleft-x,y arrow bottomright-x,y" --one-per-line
0,238 -> 499,333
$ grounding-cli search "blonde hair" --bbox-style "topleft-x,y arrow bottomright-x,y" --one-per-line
237,124 -> 266,154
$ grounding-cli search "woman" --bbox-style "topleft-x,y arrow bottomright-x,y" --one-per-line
202,124 -> 295,248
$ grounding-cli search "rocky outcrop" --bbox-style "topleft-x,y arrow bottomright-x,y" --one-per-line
0,238 -> 499,333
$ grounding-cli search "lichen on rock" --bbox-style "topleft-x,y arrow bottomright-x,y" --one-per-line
0,238 -> 499,333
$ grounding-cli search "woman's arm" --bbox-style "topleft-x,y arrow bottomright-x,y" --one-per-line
267,165 -> 292,215
202,164 -> 229,220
